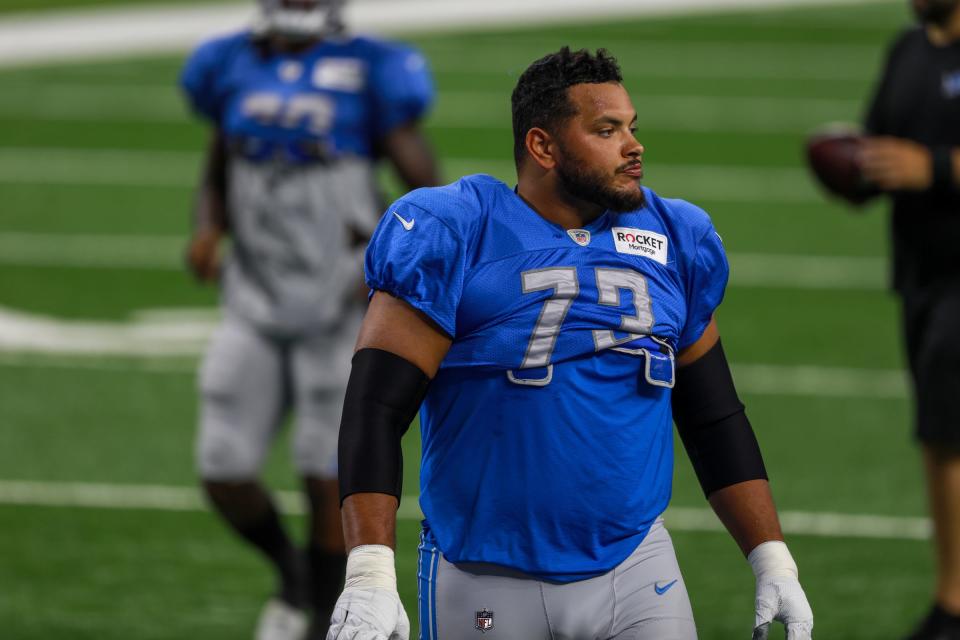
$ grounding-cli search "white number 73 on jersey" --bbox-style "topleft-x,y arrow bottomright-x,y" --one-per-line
507,267 -> 655,387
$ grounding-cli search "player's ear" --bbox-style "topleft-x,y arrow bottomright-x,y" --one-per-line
525,127 -> 557,170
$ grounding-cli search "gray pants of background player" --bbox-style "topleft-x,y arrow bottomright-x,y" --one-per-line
418,518 -> 697,640
195,310 -> 361,480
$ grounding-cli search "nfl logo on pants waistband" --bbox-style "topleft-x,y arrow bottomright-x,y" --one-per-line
475,608 -> 494,632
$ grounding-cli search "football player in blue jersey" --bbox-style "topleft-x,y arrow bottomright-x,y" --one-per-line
330,48 -> 814,639
179,1 -> 439,638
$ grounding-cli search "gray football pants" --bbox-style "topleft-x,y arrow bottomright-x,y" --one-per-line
417,518 -> 697,639
196,310 -> 361,480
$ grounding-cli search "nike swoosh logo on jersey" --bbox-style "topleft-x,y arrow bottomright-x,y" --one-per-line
393,211 -> 415,231
654,580 -> 678,595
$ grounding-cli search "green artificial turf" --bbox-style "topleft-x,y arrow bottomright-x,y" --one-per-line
0,2 -> 932,637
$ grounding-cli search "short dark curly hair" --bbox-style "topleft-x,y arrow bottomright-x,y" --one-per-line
511,47 -> 623,166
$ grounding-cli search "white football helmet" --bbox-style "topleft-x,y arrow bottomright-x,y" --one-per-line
252,0 -> 345,40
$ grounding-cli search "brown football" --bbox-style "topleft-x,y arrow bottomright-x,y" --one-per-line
805,130 -> 879,205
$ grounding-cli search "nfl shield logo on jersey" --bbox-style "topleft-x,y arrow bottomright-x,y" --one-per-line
475,609 -> 494,632
567,229 -> 591,246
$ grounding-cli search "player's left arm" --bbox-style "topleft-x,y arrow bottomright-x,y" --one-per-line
380,121 -> 440,190
675,317 -> 814,640
369,43 -> 440,191
860,137 -> 960,192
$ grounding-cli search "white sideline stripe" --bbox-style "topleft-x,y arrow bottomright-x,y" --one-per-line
0,147 -> 824,204
0,232 -> 888,290
0,0 -> 896,68
0,480 -> 929,540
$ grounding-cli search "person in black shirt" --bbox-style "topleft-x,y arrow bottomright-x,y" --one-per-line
862,1 -> 960,638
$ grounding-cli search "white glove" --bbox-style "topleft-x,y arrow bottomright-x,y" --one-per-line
326,545 -> 410,640
748,541 -> 814,640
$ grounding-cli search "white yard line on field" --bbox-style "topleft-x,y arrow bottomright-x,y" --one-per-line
0,147 -> 201,187
0,232 -> 888,289
0,84 -> 864,134
729,253 -> 886,290
0,0 -> 895,68
0,146 -> 825,203
733,363 -> 908,399
0,307 -> 909,399
0,479 -> 929,540
666,506 -> 930,540
425,42 -> 878,82
440,158 -> 824,204
0,305 -> 216,356
435,92 -> 863,133
0,232 -> 186,269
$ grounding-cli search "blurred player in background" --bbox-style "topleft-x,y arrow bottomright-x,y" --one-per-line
329,47 -> 812,639
179,0 -> 439,637
861,1 -> 960,638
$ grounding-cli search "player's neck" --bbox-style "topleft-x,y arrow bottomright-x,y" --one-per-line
268,35 -> 322,54
926,9 -> 960,45
516,174 -> 605,230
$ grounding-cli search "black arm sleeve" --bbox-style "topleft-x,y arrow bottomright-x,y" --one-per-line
672,339 -> 768,497
338,348 -> 430,504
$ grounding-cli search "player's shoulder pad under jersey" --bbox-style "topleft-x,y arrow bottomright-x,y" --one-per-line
647,190 -> 714,232
397,174 -> 491,230
643,190 -> 721,265
370,174 -> 491,255
365,175 -> 493,337
180,30 -> 251,121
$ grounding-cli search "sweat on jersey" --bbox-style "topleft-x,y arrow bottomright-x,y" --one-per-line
366,175 -> 728,582
179,31 -> 434,335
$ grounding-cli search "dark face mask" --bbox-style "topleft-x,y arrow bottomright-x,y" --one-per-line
913,0 -> 960,27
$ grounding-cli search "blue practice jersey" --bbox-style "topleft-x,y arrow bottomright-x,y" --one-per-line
366,175 -> 728,582
180,31 -> 434,162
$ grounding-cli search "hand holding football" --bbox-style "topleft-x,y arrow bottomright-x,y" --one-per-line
805,127 -> 880,205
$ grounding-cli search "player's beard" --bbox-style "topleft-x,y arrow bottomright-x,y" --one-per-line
554,149 -> 646,213
913,0 -> 960,25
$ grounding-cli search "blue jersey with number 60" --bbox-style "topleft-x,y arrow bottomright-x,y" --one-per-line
180,30 -> 433,163
178,30 -> 433,335
366,174 -> 728,582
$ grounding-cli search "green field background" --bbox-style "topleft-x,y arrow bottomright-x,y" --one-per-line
0,1 -> 933,638
0,0 -> 240,14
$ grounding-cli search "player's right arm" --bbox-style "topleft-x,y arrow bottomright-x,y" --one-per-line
328,291 -> 451,640
341,289 -> 451,549
179,35 -> 240,283
186,130 -> 228,283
